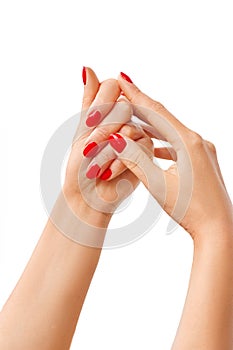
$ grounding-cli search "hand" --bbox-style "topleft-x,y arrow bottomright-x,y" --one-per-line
63,68 -> 153,219
105,72 -> 233,241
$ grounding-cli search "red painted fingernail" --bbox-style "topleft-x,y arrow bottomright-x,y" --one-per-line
109,133 -> 127,153
83,142 -> 98,157
100,168 -> 112,180
120,72 -> 133,84
86,164 -> 101,179
86,110 -> 102,127
82,66 -> 87,85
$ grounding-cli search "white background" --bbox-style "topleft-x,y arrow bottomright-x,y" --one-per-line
0,0 -> 232,348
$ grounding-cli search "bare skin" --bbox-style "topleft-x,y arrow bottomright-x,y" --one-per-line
0,68 -> 232,349
0,69 -> 153,349
105,73 -> 233,349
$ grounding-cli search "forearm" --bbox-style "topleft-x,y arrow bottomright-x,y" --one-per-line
172,230 -> 233,350
0,196 -> 111,350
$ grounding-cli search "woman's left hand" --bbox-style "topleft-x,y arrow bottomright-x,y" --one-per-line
63,67 -> 153,219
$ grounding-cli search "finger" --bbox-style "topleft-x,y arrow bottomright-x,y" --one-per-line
135,120 -> 167,141
85,79 -> 121,128
85,143 -> 115,180
118,122 -> 152,145
74,67 -> 100,142
103,135 -> 154,181
86,124 -> 152,180
101,158 -> 123,180
108,133 -> 166,206
82,67 -> 100,110
76,74 -> 121,143
118,96 -> 166,141
82,100 -> 132,158
119,96 -> 167,141
154,147 -> 177,161
118,72 -> 187,150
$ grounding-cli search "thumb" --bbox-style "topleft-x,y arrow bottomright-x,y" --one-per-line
108,132 -> 166,207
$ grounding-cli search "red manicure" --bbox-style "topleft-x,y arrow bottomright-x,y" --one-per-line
109,133 -> 127,153
86,164 -> 101,179
83,142 -> 98,157
82,66 -> 87,85
86,110 -> 102,127
100,168 -> 112,180
120,72 -> 133,84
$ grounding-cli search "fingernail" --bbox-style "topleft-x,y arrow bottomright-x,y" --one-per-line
100,168 -> 112,180
120,72 -> 133,84
83,142 -> 98,157
86,164 -> 101,179
82,66 -> 87,85
109,133 -> 127,153
86,110 -> 102,127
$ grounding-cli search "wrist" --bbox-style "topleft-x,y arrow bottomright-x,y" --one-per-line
190,212 -> 233,245
49,190 -> 112,248
193,225 -> 233,252
63,189 -> 112,229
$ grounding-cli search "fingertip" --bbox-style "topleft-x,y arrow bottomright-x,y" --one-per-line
82,67 -> 100,110
100,168 -> 112,181
118,72 -> 143,104
104,158 -> 127,181
86,110 -> 102,127
82,67 -> 100,87
86,164 -> 101,179
109,133 -> 127,153
82,66 -> 87,85
101,78 -> 121,96
119,72 -> 133,84
83,141 -> 99,157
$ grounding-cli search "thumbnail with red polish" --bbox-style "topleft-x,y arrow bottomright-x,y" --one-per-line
86,164 -> 101,179
100,168 -> 112,180
86,110 -> 102,127
109,133 -> 127,153
120,72 -> 133,83
83,142 -> 98,157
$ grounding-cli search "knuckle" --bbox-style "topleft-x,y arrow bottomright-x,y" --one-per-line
150,100 -> 166,113
187,130 -> 204,148
145,137 -> 154,150
82,96 -> 92,106
99,151 -> 111,164
95,126 -> 109,140
138,135 -> 153,149
126,159 -> 138,172
125,155 -> 140,171
95,146 -> 114,165
103,78 -> 118,90
119,100 -> 132,116
119,124 -> 134,138
129,87 -> 142,104
205,140 -> 217,153
129,149 -> 146,169
140,142 -> 154,160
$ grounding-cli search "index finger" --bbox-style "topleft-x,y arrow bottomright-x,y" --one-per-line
118,72 -> 187,150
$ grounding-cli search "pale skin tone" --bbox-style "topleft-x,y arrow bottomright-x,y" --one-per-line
0,69 -> 153,350
0,67 -> 232,349
107,73 -> 233,349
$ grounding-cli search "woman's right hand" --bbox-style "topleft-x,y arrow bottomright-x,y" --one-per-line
107,73 -> 233,242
